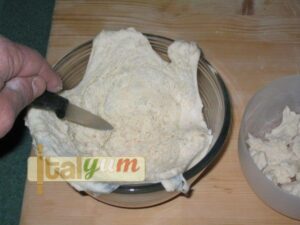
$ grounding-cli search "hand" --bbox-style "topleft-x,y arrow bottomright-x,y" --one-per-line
0,36 -> 62,138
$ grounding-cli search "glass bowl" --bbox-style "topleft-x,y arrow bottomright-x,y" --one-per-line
239,75 -> 300,219
53,34 -> 231,208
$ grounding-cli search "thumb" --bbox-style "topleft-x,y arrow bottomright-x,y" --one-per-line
31,76 -> 47,98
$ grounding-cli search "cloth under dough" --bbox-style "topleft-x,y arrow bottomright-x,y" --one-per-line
26,28 -> 213,194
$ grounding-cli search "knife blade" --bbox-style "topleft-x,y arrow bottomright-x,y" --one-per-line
32,91 -> 113,131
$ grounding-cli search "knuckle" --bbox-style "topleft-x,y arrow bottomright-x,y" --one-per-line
0,42 -> 9,75
0,37 -> 22,78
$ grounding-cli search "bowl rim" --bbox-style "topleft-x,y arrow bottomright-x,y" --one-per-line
53,33 -> 232,194
238,75 -> 300,200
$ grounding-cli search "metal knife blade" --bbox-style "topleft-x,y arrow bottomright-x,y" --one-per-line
64,103 -> 113,130
32,91 -> 113,131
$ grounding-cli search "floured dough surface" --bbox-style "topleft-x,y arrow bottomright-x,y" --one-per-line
247,107 -> 300,197
26,28 -> 213,193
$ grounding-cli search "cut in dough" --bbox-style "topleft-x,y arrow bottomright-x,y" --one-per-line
26,28 -> 213,193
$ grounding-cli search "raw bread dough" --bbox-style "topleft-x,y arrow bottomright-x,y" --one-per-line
26,28 -> 213,193
247,107 -> 300,197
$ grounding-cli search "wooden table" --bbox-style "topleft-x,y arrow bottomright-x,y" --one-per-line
20,0 -> 300,224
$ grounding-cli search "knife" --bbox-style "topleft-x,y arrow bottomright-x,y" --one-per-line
32,91 -> 113,131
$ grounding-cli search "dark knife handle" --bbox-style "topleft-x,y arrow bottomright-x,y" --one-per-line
32,91 -> 69,118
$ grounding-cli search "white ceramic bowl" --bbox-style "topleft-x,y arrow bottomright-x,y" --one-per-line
239,75 -> 300,220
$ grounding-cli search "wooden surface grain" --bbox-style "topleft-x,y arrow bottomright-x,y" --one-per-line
21,0 -> 300,224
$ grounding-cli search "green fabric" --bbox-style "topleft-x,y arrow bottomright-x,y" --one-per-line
0,1 -> 4,15
0,1 -> 55,224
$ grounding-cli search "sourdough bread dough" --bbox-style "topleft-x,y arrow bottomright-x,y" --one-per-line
247,107 -> 300,197
26,28 -> 213,194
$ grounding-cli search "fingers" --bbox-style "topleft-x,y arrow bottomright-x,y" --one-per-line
15,43 -> 63,92
0,86 -> 23,138
0,76 -> 47,138
5,75 -> 47,103
0,36 -> 63,138
0,90 -> 15,138
0,36 -> 62,93
31,76 -> 47,97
